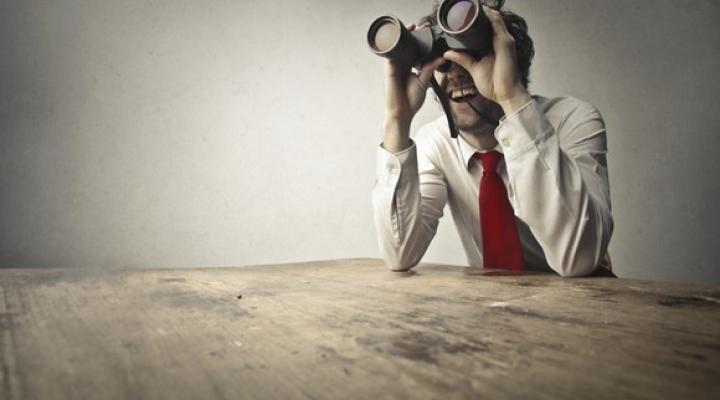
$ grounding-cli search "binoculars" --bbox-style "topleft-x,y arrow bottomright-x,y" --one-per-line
367,0 -> 505,69
366,0 -> 505,137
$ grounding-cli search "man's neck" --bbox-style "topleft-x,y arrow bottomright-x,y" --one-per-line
459,126 -> 498,152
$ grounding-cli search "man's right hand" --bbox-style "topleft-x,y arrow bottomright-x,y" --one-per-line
383,24 -> 446,154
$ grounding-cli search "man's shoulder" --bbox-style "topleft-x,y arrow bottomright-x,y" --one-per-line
536,95 -> 603,123
533,95 -> 606,147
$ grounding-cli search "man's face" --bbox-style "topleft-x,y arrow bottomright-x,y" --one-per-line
433,62 -> 504,133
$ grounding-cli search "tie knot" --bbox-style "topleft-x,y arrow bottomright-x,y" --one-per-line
476,151 -> 503,174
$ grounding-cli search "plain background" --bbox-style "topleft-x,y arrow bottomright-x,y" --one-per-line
1,0 -> 718,284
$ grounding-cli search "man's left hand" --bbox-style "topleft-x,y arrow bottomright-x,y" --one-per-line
442,6 -> 532,114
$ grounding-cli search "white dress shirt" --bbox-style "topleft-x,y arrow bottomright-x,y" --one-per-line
372,96 -> 613,277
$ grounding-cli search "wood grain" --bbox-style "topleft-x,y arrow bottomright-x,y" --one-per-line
1,258 -> 718,399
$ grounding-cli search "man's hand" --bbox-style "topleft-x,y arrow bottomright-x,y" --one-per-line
442,6 -> 532,114
383,24 -> 446,153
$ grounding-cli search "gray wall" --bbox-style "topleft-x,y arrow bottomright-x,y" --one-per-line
1,0 -> 718,284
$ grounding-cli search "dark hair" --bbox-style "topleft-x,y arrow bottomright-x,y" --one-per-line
421,2 -> 535,88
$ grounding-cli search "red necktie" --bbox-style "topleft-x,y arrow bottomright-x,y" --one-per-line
476,151 -> 525,270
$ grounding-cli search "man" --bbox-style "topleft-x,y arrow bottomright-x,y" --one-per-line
372,4 -> 613,277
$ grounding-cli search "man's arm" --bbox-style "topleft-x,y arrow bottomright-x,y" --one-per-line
443,6 -> 613,276
372,138 -> 448,271
372,20 -> 448,271
498,98 -> 613,277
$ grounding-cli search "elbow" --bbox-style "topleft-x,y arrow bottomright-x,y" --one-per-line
379,234 -> 423,272
555,207 -> 613,278
376,216 -> 428,273
390,265 -> 414,273
383,251 -> 421,272
556,262 -> 596,278
553,235 -> 609,278
551,235 -> 605,277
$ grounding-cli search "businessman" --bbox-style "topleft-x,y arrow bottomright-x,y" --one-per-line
372,5 -> 613,277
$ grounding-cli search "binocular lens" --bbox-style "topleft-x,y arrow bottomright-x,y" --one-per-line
368,18 -> 402,53
372,21 -> 399,53
445,0 -> 477,31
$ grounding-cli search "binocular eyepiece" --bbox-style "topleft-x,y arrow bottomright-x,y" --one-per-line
367,0 -> 504,69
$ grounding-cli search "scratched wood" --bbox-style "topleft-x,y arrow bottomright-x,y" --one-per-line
1,258 -> 718,400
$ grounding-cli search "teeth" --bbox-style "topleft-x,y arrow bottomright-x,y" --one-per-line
450,87 -> 478,100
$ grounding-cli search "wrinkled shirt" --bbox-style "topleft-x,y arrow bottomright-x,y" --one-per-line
372,96 -> 613,277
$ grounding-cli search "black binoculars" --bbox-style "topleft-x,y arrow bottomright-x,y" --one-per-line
366,0 -> 504,69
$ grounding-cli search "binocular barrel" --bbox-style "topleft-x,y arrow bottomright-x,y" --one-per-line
366,0 -> 494,67
366,16 -> 432,66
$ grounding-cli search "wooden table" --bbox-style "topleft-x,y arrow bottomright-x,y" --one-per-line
1,258 -> 718,399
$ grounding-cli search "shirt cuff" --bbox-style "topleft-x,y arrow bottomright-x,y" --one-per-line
376,141 -> 418,187
495,99 -> 554,160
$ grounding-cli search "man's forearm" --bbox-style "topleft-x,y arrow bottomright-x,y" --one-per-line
372,138 -> 448,271
382,118 -> 412,154
497,99 -> 613,277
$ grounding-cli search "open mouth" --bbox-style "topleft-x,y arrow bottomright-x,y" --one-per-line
449,87 -> 478,103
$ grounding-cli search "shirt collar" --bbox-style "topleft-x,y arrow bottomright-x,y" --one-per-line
457,132 -> 504,169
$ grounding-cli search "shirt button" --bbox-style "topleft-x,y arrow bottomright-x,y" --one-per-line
501,138 -> 511,147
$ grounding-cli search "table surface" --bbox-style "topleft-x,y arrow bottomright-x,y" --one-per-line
1,258 -> 719,400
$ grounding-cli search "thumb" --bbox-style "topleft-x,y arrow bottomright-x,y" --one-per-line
443,50 -> 476,71
417,57 -> 447,84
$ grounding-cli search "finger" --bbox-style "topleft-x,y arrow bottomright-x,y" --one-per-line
443,50 -> 476,71
416,57 -> 447,86
482,5 -> 511,38
406,23 -> 416,32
